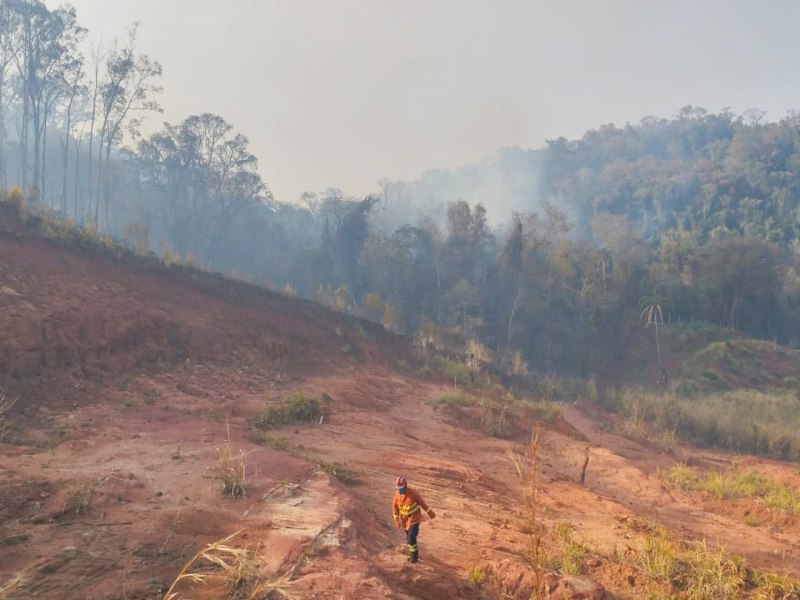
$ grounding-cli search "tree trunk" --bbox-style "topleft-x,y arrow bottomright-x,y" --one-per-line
506,287 -> 523,353
94,128 -> 104,229
19,84 -> 28,192
61,75 -> 78,215
40,113 -> 47,207
654,319 -> 661,366
31,97 -> 40,201
73,136 -> 81,221
579,447 -> 590,486
103,140 -> 112,231
0,72 -> 6,190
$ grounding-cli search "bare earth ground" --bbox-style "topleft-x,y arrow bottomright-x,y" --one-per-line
1,219 -> 799,599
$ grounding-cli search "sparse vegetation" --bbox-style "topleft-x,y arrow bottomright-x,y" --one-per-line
318,460 -> 359,486
528,400 -> 561,424
61,482 -> 94,518
678,339 -> 800,394
215,428 -> 248,498
466,563 -> 486,586
164,530 -> 289,599
429,390 -> 472,408
0,568 -> 31,598
507,428 -> 546,594
3,186 -> 24,212
753,570 -> 800,599
614,387 -> 800,461
683,541 -> 745,599
479,394 -> 511,438
552,521 -> 593,576
662,464 -> 800,515
249,431 -> 290,452
252,391 -> 325,430
32,428 -> 68,453
418,354 -> 472,385
619,517 -> 800,599
0,389 -> 16,442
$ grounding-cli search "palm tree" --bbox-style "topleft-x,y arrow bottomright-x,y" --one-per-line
639,289 -> 665,366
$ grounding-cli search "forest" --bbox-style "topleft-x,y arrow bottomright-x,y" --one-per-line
3,0 -> 800,378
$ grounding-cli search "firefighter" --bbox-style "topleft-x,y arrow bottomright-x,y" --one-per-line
392,475 -> 436,563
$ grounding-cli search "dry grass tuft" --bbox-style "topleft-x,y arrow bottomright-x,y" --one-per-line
508,428 -> 546,597
164,530 -> 291,599
318,459 -> 359,485
61,482 -> 94,518
662,464 -> 800,515
0,568 -> 32,599
215,427 -> 248,498
0,389 -> 17,442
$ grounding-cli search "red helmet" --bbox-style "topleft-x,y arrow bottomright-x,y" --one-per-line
395,475 -> 407,489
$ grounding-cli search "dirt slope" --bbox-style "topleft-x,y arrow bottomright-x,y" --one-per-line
1,215 -> 799,599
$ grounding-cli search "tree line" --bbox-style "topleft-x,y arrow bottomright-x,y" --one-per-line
3,1 -> 800,376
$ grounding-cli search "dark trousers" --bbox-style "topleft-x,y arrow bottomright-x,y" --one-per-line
406,522 -> 420,556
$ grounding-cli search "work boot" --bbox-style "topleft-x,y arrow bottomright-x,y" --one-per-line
408,552 -> 419,563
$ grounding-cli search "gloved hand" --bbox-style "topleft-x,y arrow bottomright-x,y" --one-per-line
427,509 -> 436,519
393,518 -> 401,528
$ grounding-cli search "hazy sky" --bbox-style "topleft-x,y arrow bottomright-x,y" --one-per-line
65,0 -> 800,203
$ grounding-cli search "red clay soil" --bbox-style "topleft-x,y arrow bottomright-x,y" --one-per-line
1,217 -> 799,599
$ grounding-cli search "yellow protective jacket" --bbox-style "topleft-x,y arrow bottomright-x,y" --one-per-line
392,487 -> 430,531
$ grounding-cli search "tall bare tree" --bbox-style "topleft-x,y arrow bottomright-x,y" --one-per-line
0,2 -> 20,189
8,0 -> 84,202
95,23 -> 161,229
58,54 -> 83,213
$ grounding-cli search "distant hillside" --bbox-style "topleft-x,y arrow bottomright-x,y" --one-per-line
677,338 -> 800,394
0,203 -> 399,391
543,107 -> 800,244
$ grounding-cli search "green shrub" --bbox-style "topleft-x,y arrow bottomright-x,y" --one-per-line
252,391 -> 325,430
627,523 -> 746,598
249,431 -> 290,452
552,521 -> 591,576
639,534 -> 677,582
423,355 -> 471,384
683,541 -> 745,599
622,512 -> 798,598
529,401 -> 561,424
429,390 -> 472,408
318,460 -> 358,485
675,379 -> 700,397
752,570 -> 800,598
662,463 -> 699,490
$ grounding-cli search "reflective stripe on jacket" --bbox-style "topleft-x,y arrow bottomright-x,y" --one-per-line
392,487 -> 429,531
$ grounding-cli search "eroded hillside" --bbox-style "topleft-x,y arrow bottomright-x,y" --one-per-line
1,212 -> 799,599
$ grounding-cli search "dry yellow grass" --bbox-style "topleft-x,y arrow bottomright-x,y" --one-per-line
164,530 -> 293,600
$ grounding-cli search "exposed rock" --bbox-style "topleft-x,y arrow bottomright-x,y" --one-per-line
490,560 -> 607,600
546,575 -> 607,599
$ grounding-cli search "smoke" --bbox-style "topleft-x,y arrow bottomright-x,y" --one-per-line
370,146 -> 545,232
